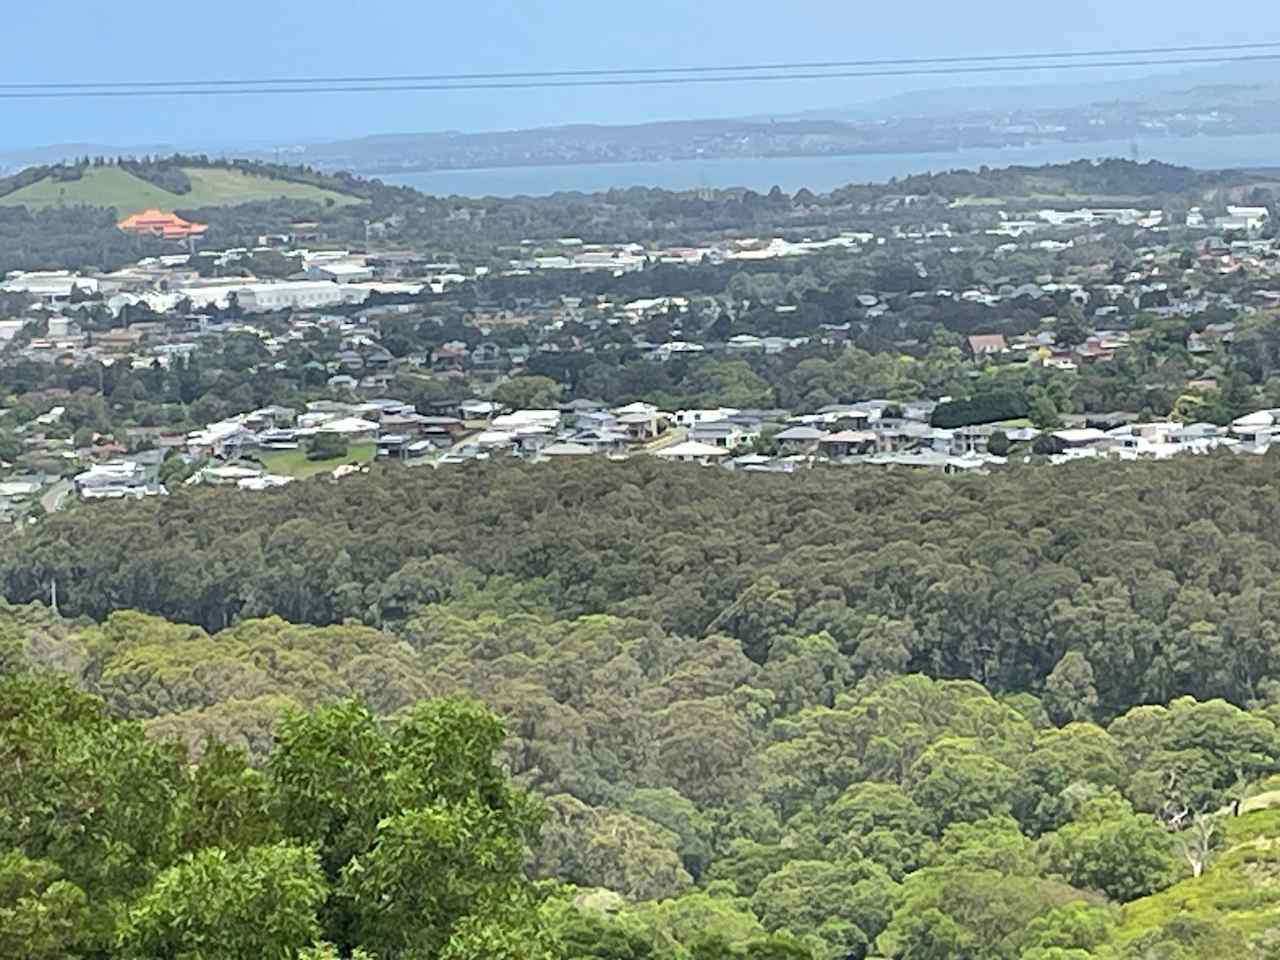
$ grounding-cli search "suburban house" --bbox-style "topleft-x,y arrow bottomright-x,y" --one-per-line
317,417 -> 380,441
1051,428 -> 1110,455
257,430 -> 299,450
561,398 -> 607,427
817,430 -> 877,458
492,410 -> 563,433
575,410 -> 620,432
675,407 -> 740,428
538,441 -> 596,458
818,404 -> 877,429
370,412 -> 419,435
187,419 -> 259,459
613,402 -> 666,441
74,461 -> 165,500
773,425 -> 828,454
569,429 -> 630,454
653,440 -> 732,464
950,425 -> 994,455
458,400 -> 499,420
418,417 -> 466,445
244,406 -> 298,430
471,342 -> 502,367
689,420 -> 759,450
873,420 -> 934,452
967,334 -> 1008,356
1231,410 -> 1279,446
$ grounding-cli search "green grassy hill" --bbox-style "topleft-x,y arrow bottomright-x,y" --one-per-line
1112,807 -> 1280,955
0,165 -> 362,215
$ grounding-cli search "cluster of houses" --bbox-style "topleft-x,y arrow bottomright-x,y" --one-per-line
49,395 -> 1278,510
4,186 -> 1279,522
986,203 -> 1271,238
509,233 -> 879,274
4,197 -> 1278,392
1041,411 -> 1280,463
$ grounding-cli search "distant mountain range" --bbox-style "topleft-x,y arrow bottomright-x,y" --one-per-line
809,58 -> 1280,120
3,61 -> 1279,178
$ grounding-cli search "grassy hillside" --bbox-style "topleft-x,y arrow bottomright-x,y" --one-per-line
1113,806 -> 1280,954
0,165 -> 362,214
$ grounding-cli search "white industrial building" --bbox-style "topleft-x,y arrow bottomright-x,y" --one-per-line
231,281 -> 348,312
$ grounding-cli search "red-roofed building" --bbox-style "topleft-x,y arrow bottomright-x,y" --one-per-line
967,334 -> 1008,356
117,209 -> 208,241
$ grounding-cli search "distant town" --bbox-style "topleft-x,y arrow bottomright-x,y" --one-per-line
2,160 -> 1279,524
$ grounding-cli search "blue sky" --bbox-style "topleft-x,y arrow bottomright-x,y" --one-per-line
1,0 -> 1275,150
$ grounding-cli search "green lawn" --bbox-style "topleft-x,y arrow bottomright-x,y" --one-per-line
0,166 -> 362,214
260,443 -> 375,480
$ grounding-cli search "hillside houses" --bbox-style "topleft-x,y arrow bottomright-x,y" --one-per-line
5,166 -> 1280,529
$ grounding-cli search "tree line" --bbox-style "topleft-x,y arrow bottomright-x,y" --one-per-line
7,455 -> 1280,716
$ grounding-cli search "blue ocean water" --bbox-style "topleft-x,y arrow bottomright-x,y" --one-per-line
377,132 -> 1280,198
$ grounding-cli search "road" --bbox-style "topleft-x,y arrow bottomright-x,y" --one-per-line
40,479 -> 72,513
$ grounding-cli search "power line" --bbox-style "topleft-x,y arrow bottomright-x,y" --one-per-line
0,54 -> 1278,100
1,41 -> 1279,95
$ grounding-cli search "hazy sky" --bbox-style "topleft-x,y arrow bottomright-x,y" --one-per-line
1,0 -> 1275,150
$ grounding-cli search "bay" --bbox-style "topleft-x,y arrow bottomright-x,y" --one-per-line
376,132 -> 1280,198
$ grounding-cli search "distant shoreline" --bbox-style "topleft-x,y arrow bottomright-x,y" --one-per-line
369,131 -> 1280,197
353,130 -> 1280,179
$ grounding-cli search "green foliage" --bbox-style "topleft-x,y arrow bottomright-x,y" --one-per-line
306,431 -> 349,461
931,388 -> 1028,428
908,738 -> 1019,833
0,673 -> 548,959
0,852 -> 99,960
493,375 -> 563,410
751,858 -> 896,959
876,866 -> 1088,960
927,816 -> 1039,875
119,843 -> 326,959
1038,794 -> 1178,901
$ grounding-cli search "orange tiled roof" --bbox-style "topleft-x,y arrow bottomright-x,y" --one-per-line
117,209 -> 208,240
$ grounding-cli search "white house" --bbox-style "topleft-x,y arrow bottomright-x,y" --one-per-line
652,440 -> 732,464
74,462 -> 165,500
318,417 -> 380,440
187,419 -> 258,458
689,420 -> 759,450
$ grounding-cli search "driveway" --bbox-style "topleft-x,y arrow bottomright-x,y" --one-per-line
40,479 -> 72,513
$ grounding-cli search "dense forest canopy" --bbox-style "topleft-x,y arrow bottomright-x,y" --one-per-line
8,454 -> 1280,716
5,457 -> 1280,957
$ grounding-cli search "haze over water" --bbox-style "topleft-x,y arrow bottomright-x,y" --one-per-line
379,132 -> 1280,198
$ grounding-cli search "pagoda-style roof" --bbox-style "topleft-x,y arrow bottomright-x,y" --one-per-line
117,209 -> 209,240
